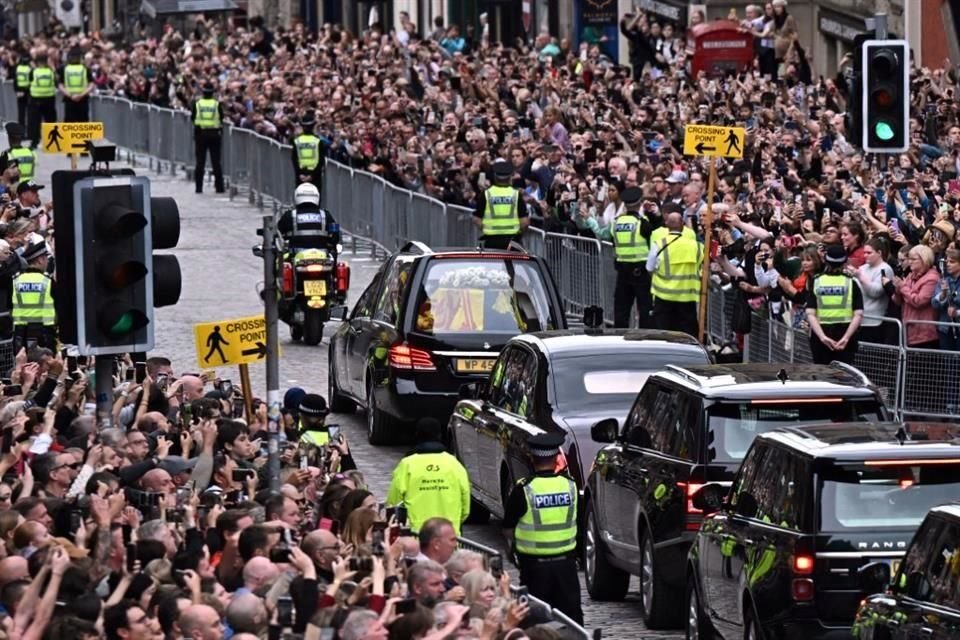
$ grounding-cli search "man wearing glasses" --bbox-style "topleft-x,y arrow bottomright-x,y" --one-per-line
31,451 -> 81,498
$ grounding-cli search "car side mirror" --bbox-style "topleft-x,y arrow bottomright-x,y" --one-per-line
858,561 -> 892,594
734,492 -> 759,519
590,418 -> 619,444
691,483 -> 727,515
459,383 -> 478,399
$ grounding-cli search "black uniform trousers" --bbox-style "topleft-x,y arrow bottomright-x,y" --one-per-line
27,97 -> 57,146
517,553 -> 584,625
653,299 -> 699,338
480,234 -> 521,250
194,129 -> 225,193
63,98 -> 89,123
13,324 -> 57,354
809,324 -> 858,365
613,262 -> 653,328
15,92 -> 29,128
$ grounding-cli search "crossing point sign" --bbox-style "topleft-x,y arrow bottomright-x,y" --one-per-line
40,122 -> 104,154
194,315 -> 278,368
683,125 -> 746,159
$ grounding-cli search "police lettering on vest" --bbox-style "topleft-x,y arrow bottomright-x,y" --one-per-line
64,64 -> 88,95
514,476 -> 577,556
613,213 -> 649,263
295,135 -> 321,170
12,272 -> 55,326
30,68 -> 56,99
482,186 -> 521,236
15,65 -> 31,89
195,99 -> 221,129
533,492 -> 573,508
814,274 -> 853,324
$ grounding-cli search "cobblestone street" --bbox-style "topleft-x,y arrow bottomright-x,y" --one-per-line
25,141 -> 681,639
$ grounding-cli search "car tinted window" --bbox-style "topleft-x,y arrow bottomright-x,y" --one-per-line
818,462 -> 960,532
373,261 -> 412,325
706,399 -> 883,464
926,521 -> 960,608
500,347 -> 536,418
410,259 -> 557,335
749,447 -> 810,530
896,516 -> 944,600
729,441 -> 768,518
644,387 -> 679,453
624,384 -> 659,448
352,280 -> 380,319
488,348 -> 519,409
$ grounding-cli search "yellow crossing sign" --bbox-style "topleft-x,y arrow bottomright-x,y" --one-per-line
194,315 -> 277,368
683,125 -> 746,159
40,122 -> 104,154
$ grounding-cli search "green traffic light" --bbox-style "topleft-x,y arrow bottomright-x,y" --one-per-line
110,313 -> 135,335
875,122 -> 895,141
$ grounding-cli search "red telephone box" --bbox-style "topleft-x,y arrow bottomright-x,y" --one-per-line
685,20 -> 754,79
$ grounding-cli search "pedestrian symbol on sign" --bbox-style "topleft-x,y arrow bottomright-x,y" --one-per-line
724,130 -> 741,156
45,125 -> 63,152
204,325 -> 230,364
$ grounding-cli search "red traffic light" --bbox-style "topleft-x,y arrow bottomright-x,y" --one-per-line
871,87 -> 894,108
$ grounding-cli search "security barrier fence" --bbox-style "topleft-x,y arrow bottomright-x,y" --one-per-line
1,82 -> 952,421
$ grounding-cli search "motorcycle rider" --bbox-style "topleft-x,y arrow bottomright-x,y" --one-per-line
277,183 -> 342,259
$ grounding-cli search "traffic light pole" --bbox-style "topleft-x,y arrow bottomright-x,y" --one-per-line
262,215 -> 282,495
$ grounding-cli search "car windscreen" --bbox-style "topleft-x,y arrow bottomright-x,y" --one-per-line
707,399 -> 884,464
411,259 -> 558,335
818,461 -> 960,532
551,351 -> 708,414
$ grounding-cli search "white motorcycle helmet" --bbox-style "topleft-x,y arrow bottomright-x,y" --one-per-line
294,183 -> 320,206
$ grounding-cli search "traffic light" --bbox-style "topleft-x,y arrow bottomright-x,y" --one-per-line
53,172 -> 181,354
860,39 -> 909,153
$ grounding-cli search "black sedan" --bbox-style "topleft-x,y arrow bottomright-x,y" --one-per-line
449,329 -> 710,519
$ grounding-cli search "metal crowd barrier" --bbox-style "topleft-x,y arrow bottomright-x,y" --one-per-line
8,80 -> 953,422
457,536 -> 593,639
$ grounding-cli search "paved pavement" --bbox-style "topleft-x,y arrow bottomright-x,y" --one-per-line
24,141 -> 680,639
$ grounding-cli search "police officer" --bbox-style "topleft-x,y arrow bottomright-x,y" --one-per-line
473,161 -> 529,249
502,432 -> 583,625
386,417 -> 470,535
296,393 -> 357,469
59,48 -> 93,123
0,123 -> 37,185
806,244 -> 863,365
610,188 -> 658,328
291,110 -> 326,189
277,183 -> 341,257
12,240 -> 55,351
27,53 -> 58,148
647,209 -> 702,337
13,53 -> 32,128
191,82 -> 225,194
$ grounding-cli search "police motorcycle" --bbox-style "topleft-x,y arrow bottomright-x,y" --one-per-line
255,184 -> 350,346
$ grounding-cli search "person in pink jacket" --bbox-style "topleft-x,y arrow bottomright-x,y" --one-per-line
893,245 -> 941,348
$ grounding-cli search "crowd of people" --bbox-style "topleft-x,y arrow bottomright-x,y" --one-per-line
0,351 -> 553,639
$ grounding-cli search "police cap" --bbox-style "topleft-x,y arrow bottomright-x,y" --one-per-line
21,241 -> 48,263
201,81 -> 215,94
299,393 -> 329,416
824,244 -> 847,265
5,122 -> 24,139
621,187 -> 643,208
492,161 -> 513,178
300,110 -> 317,128
527,432 -> 564,458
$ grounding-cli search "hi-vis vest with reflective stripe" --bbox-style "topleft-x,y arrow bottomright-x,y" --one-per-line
298,419 -> 330,447
195,99 -> 221,129
64,64 -> 88,95
613,212 -> 649,263
29,67 -> 55,98
814,274 -> 853,324
651,233 -> 702,303
482,186 -> 520,236
12,271 -> 54,326
15,65 -> 31,89
294,134 -> 321,170
10,147 -> 36,182
515,475 -> 577,556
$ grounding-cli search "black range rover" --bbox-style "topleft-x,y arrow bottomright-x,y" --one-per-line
584,363 -> 889,629
687,422 -> 960,640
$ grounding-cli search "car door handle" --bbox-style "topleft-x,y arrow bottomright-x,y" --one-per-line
743,539 -> 755,546
920,628 -> 934,636
474,416 -> 492,429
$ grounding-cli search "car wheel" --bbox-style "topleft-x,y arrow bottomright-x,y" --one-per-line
290,324 -> 303,341
744,605 -> 764,640
686,579 -> 709,640
328,359 -> 356,414
303,310 -> 324,345
366,384 -> 395,445
584,503 -> 629,601
640,530 -> 683,629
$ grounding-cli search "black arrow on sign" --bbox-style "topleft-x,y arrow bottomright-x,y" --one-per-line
695,142 -> 716,154
240,342 -> 268,359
